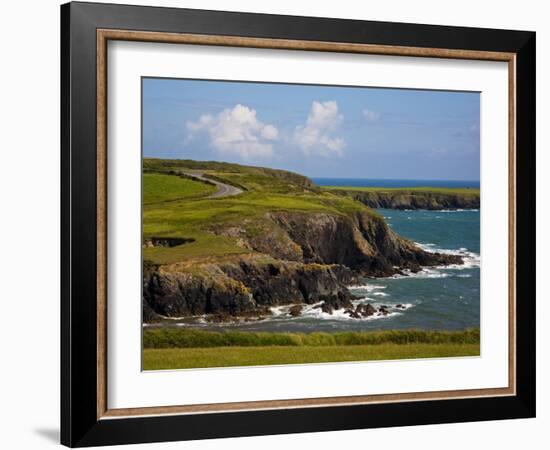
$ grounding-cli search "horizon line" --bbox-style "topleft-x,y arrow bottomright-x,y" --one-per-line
309,176 -> 480,182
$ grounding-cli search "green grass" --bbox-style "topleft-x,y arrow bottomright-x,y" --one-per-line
324,186 -> 480,196
143,173 -> 217,205
143,328 -> 480,348
143,343 -> 480,370
142,158 -> 376,264
143,158 -> 316,193
143,234 -> 252,264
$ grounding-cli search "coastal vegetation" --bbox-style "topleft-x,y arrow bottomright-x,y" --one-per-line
144,327 -> 480,348
142,328 -> 480,370
143,344 -> 480,370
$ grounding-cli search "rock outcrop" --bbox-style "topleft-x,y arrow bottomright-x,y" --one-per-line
143,210 -> 461,321
269,211 -> 460,275
143,256 -> 355,321
337,190 -> 479,210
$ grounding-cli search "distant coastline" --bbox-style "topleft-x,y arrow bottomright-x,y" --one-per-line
312,178 -> 480,189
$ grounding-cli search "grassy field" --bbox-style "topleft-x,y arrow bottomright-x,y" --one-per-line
143,327 -> 480,348
143,173 -> 217,204
142,158 -> 375,264
143,343 -> 480,370
323,186 -> 480,196
142,328 -> 480,369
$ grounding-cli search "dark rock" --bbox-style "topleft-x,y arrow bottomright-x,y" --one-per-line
143,237 -> 195,248
320,302 -> 334,315
356,303 -> 376,317
143,257 -> 356,320
289,304 -> 303,317
142,269 -> 256,318
270,211 -> 463,276
345,308 -> 361,319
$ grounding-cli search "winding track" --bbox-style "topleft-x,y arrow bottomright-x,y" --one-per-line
182,172 -> 243,199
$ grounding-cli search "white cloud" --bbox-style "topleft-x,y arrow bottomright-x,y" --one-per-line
261,124 -> 279,140
363,108 -> 381,122
294,101 -> 345,157
186,104 -> 278,159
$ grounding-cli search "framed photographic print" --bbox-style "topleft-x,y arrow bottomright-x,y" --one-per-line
61,2 -> 536,447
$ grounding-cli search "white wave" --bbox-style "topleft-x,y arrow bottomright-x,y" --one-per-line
347,284 -> 366,291
415,242 -> 480,270
348,283 -> 386,292
372,292 -> 389,297
352,296 -> 375,302
352,298 -> 414,310
270,305 -> 290,317
391,268 -> 449,279
299,303 -> 355,321
437,208 -> 478,213
268,300 -> 411,322
365,284 -> 387,292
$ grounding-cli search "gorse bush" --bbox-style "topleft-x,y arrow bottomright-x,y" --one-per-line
143,328 -> 480,349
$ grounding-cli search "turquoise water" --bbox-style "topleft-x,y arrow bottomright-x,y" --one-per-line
183,208 -> 480,333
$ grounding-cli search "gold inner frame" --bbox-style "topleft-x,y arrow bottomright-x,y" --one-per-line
96,29 -> 517,420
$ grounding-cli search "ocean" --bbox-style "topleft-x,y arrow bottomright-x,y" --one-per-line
312,178 -> 480,189
181,207 -> 480,333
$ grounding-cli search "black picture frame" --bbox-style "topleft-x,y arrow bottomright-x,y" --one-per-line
61,1 -> 536,447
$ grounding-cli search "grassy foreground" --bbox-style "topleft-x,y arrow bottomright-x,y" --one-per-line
142,328 -> 480,369
143,343 -> 480,370
144,327 -> 480,348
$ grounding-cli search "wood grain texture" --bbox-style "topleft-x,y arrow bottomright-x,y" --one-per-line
101,386 -> 515,418
95,29 -> 516,419
97,30 -> 108,419
508,56 -> 517,394
98,29 -> 515,61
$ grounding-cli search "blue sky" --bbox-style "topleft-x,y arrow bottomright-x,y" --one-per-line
143,78 -> 480,180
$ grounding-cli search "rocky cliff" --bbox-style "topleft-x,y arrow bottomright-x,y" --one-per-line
143,210 -> 461,322
144,256 -> 356,322
336,190 -> 480,210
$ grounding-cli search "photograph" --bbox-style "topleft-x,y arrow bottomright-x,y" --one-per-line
141,77 -> 481,370
56,2 -> 536,446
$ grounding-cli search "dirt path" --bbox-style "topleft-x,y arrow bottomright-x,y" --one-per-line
183,172 -> 243,198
